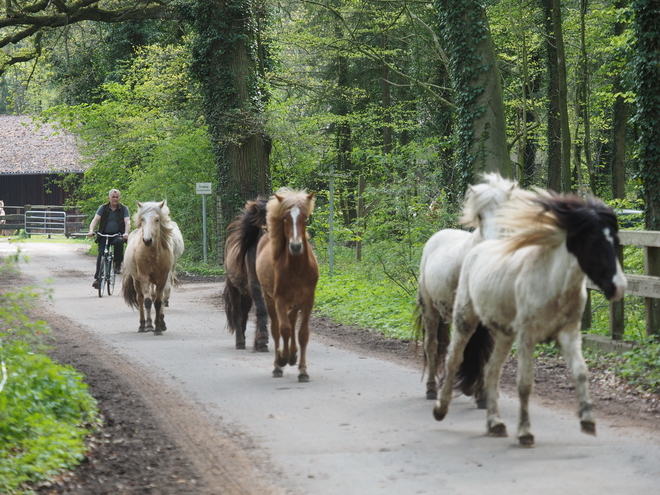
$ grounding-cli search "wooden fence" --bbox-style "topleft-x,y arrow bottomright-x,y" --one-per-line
0,205 -> 87,237
584,230 -> 660,345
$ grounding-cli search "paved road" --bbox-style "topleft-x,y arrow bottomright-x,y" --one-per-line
4,240 -> 660,494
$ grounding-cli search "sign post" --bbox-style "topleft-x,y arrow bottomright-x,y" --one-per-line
196,182 -> 212,264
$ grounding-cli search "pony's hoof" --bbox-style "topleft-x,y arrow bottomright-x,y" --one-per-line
254,340 -> 268,352
138,327 -> 147,333
298,373 -> 309,383
236,342 -> 246,350
426,389 -> 438,401
277,355 -> 288,367
488,423 -> 508,437
154,330 -> 163,336
288,354 -> 298,366
580,421 -> 596,436
433,404 -> 447,421
272,369 -> 283,378
518,434 -> 535,448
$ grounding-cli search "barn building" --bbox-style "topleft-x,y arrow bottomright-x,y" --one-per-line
0,114 -> 85,210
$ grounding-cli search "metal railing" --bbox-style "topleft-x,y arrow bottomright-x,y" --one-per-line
24,210 -> 67,236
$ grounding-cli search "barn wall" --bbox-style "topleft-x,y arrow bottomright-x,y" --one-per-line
0,173 -> 82,208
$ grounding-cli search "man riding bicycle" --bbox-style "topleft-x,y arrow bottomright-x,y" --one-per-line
88,189 -> 131,289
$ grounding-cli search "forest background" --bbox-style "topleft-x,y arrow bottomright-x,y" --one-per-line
1,0 -> 659,341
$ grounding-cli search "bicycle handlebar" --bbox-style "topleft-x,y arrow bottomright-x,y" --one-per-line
94,232 -> 122,238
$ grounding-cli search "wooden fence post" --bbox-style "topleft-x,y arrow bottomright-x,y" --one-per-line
610,244 -> 625,340
645,246 -> 660,336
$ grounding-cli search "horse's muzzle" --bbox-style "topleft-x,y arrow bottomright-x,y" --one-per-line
289,241 -> 303,255
142,238 -> 153,247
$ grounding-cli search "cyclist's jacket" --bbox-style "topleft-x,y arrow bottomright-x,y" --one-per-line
97,202 -> 129,242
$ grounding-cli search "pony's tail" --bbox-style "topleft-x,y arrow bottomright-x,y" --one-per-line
237,197 -> 268,259
122,274 -> 140,310
455,322 -> 494,397
222,281 -> 237,335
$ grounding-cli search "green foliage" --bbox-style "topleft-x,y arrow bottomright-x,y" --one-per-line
42,42 -> 218,263
0,256 -> 99,494
315,250 -> 416,339
615,338 -> 660,393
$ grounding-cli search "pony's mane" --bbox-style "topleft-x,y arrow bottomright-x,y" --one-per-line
225,197 -> 268,276
497,191 -> 617,253
266,188 -> 315,259
460,173 -> 518,228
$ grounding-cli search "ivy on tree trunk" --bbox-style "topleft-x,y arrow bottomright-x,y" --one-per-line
632,0 -> 660,230
434,0 -> 511,194
184,0 -> 271,260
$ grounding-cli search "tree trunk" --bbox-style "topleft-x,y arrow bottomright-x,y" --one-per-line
189,0 -> 271,262
436,0 -> 511,192
543,0 -> 562,192
632,0 -> 660,230
552,0 -> 572,192
612,0 -> 628,199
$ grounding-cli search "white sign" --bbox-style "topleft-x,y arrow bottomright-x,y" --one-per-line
196,182 -> 212,195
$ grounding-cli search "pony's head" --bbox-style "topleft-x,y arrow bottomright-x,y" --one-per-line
500,193 -> 627,302
134,200 -> 172,247
460,173 -> 518,239
266,188 -> 315,258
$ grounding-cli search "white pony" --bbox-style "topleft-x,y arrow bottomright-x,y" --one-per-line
416,173 -> 521,401
123,201 -> 184,335
433,192 -> 627,447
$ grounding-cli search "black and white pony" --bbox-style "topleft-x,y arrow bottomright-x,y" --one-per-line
416,173 -> 523,401
433,192 -> 627,448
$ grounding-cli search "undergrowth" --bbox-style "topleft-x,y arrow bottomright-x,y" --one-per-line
0,252 -> 100,494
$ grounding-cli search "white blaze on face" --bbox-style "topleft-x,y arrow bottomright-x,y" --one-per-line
290,206 -> 301,241
604,226 -> 628,301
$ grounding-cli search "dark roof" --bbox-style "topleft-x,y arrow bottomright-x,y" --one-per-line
0,114 -> 85,174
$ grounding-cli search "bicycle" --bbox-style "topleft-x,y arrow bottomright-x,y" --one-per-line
95,232 -> 122,298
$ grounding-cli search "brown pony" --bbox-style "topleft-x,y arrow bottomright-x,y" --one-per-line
256,188 -> 318,382
222,197 -> 270,351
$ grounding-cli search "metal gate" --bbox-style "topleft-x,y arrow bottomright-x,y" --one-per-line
25,210 -> 67,235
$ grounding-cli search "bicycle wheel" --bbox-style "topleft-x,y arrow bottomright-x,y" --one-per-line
98,259 -> 106,297
107,256 -> 115,295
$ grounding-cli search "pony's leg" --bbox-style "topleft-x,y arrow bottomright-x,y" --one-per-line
134,281 -> 148,332
287,308 -> 299,367
153,297 -> 165,336
237,293 -> 252,349
434,306 -> 478,421
247,264 -> 269,352
265,295 -> 283,377
421,299 -> 444,400
557,327 -> 596,436
274,300 -> 293,370
143,296 -> 155,332
484,332 -> 515,438
516,334 -> 536,447
297,308 -> 312,382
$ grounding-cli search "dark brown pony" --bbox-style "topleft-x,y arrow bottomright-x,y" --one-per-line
222,197 -> 270,351
256,188 -> 318,382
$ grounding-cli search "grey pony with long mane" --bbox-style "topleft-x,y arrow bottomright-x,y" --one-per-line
415,173 -> 523,402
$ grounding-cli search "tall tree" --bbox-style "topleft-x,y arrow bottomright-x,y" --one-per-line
552,0 -> 572,192
542,0 -> 562,192
611,0 -> 628,199
631,0 -> 660,230
435,0 -> 511,192
184,0 -> 271,258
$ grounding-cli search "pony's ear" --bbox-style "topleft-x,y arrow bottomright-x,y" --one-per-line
137,201 -> 143,207
159,200 -> 166,209
307,192 -> 315,200
275,194 -> 284,203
